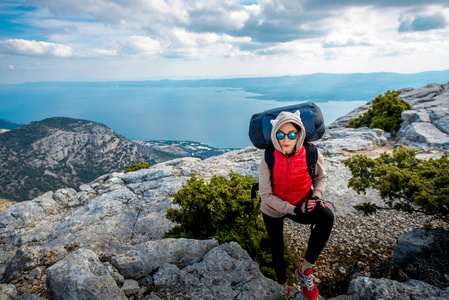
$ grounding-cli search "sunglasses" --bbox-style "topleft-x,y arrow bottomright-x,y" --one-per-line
276,132 -> 298,140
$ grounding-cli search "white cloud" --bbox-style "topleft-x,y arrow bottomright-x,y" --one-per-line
0,39 -> 74,57
117,35 -> 161,55
322,35 -> 383,48
0,39 -> 117,58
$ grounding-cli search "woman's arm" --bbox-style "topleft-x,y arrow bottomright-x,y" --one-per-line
311,150 -> 327,198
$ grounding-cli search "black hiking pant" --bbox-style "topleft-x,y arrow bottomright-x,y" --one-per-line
262,205 -> 334,284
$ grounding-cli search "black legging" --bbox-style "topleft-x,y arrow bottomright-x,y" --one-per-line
262,205 -> 334,284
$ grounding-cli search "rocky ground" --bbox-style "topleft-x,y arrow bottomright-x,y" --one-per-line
285,209 -> 449,298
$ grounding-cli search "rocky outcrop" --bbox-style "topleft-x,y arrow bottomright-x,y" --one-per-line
344,228 -> 449,299
393,228 -> 447,267
42,240 -> 285,300
316,127 -> 387,155
46,249 -> 128,300
0,149 -> 287,299
347,277 -> 449,300
328,82 -> 449,154
399,84 -> 449,150
396,83 -> 449,152
0,83 -> 448,299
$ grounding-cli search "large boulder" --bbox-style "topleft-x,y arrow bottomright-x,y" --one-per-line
396,111 -> 449,151
151,242 -> 285,299
316,127 -> 387,155
112,238 -> 219,280
396,83 -> 449,152
393,228 -> 447,267
346,276 -> 448,300
46,248 -> 127,300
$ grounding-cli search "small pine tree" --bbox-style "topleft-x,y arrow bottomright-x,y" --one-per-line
125,162 -> 152,172
347,90 -> 412,134
164,172 -> 297,282
343,145 -> 449,223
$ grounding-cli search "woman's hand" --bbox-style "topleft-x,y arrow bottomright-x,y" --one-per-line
296,197 -> 330,214
301,200 -> 317,213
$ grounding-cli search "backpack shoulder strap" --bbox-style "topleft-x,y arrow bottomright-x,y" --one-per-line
303,142 -> 318,186
251,145 -> 275,200
264,144 -> 275,183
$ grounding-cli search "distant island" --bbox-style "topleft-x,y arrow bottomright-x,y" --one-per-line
9,69 -> 449,102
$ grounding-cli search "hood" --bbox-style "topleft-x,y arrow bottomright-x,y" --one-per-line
270,110 -> 306,156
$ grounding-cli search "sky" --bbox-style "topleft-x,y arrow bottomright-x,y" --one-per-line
1,0 -> 449,84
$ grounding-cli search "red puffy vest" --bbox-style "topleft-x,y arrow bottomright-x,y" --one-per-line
272,146 -> 312,205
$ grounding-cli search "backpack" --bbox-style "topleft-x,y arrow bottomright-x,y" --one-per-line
251,142 -> 318,201
248,102 -> 325,149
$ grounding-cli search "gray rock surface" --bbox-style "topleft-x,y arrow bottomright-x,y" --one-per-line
46,248 -> 127,300
0,284 -> 17,300
121,279 -> 140,297
112,238 -> 219,279
393,228 -> 447,267
397,83 -> 449,152
317,127 -> 387,155
346,277 -> 446,300
150,242 -> 285,299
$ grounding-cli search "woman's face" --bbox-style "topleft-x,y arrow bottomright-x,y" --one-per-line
277,123 -> 298,155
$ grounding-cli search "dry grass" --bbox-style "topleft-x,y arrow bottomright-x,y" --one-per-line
0,197 -> 16,212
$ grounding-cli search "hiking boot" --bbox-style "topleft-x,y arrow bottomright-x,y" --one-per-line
295,265 -> 319,300
285,286 -> 291,299
284,285 -> 300,299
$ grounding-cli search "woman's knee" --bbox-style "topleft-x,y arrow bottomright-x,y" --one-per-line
317,206 -> 334,228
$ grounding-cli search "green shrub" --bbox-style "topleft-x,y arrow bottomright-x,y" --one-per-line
164,172 -> 297,282
347,90 -> 412,133
125,161 -> 152,172
343,145 -> 449,223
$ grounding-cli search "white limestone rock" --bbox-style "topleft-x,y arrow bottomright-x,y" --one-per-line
46,248 -> 127,300
316,127 -> 387,155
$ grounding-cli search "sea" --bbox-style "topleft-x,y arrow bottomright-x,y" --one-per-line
0,85 -> 367,148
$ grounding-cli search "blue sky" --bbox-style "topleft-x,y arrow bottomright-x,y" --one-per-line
1,0 -> 449,83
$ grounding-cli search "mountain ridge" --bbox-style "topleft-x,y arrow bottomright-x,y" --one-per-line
0,117 -> 180,202
0,119 -> 25,130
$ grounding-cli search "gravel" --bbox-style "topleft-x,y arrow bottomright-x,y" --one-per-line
284,209 -> 448,287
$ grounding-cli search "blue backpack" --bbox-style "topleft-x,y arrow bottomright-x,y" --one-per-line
248,102 -> 325,149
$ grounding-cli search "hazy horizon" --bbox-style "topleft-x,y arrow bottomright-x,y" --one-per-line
2,69 -> 448,148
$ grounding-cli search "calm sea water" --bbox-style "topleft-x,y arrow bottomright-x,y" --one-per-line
0,86 -> 366,148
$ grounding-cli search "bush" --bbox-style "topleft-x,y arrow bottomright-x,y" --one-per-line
346,90 -> 412,133
343,145 -> 449,223
125,161 -> 152,172
164,172 -> 297,282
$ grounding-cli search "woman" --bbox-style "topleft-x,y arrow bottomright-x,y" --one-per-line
259,110 -> 334,300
